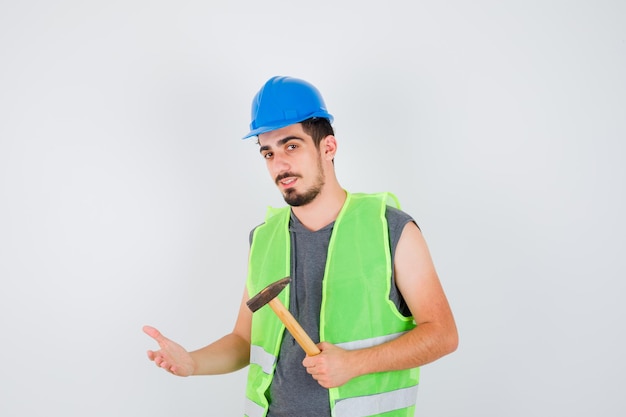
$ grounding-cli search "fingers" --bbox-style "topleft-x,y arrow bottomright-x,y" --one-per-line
148,350 -> 177,374
302,342 -> 325,367
302,343 -> 350,388
147,349 -> 165,366
303,355 -> 324,376
304,363 -> 331,388
143,325 -> 192,377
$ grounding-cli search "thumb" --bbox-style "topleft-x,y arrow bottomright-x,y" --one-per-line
143,325 -> 166,343
318,341 -> 333,351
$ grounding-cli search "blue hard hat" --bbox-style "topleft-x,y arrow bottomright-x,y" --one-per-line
242,76 -> 334,139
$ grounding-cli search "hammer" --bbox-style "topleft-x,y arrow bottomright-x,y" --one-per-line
246,277 -> 321,356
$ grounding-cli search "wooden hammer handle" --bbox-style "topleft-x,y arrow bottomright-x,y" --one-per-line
268,297 -> 321,356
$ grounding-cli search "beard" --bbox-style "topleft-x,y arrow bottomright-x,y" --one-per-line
283,177 -> 323,206
277,158 -> 325,207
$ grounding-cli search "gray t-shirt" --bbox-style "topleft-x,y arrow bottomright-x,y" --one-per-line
250,206 -> 415,417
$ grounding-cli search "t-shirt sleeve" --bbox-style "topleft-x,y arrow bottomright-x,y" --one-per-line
385,205 -> 418,317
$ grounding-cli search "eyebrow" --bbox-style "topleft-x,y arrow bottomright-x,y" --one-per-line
259,136 -> 305,154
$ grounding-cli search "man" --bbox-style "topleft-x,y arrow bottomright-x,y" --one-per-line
144,76 -> 458,417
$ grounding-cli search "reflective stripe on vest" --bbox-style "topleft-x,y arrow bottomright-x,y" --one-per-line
244,397 -> 265,417
249,344 -> 276,375
335,331 -> 408,351
333,385 -> 419,417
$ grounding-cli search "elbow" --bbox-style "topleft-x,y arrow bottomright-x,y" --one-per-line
448,330 -> 459,355
431,320 -> 458,357
444,324 -> 459,355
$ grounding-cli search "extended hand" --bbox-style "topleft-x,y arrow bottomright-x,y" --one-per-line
302,342 -> 357,388
143,325 -> 195,376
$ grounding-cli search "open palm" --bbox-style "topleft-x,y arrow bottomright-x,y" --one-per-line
143,325 -> 195,376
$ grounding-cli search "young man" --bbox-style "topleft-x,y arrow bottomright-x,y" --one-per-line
144,76 -> 458,417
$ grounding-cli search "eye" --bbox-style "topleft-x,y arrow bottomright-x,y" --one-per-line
262,152 -> 273,159
286,144 -> 297,151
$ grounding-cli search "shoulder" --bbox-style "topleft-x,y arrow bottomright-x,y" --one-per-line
385,205 -> 419,233
249,222 -> 264,246
248,206 -> 292,245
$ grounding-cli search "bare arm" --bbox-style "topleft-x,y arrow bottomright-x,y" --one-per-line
144,287 -> 252,376
189,287 -> 252,374
303,221 -> 458,387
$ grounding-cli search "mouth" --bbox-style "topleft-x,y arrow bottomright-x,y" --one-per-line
276,173 -> 299,189
278,177 -> 297,189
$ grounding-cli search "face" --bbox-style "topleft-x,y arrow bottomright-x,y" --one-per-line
258,124 -> 326,207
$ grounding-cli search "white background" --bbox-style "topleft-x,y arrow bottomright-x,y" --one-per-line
1,1 -> 625,416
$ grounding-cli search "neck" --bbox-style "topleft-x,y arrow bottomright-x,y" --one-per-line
291,182 -> 346,231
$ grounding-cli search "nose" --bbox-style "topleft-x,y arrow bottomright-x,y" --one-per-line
270,151 -> 291,174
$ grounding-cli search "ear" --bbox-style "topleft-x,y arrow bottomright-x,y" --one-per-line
321,135 -> 337,161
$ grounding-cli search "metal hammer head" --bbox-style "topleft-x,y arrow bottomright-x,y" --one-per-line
246,277 -> 291,312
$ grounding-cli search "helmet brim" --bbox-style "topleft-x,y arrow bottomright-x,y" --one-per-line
242,111 -> 334,140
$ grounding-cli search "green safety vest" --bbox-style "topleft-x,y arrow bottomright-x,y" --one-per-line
245,192 -> 419,417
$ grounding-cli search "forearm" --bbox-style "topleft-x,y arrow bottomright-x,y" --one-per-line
190,332 -> 250,375
350,322 -> 458,377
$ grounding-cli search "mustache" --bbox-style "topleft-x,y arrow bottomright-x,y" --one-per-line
275,172 -> 301,185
